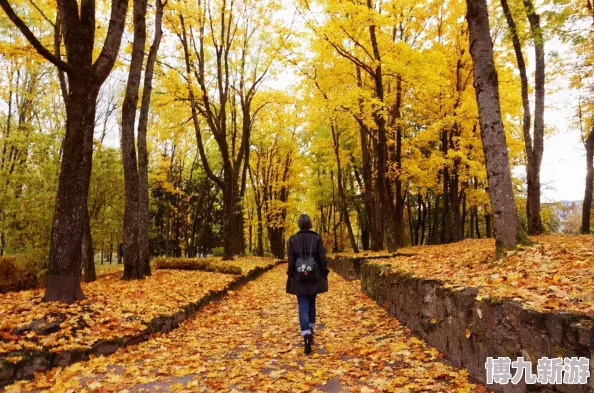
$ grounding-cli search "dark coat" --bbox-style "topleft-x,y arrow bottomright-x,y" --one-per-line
286,230 -> 329,296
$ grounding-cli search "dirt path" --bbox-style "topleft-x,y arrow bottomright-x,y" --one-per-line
5,267 -> 488,392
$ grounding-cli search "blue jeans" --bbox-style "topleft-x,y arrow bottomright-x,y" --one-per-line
297,295 -> 316,334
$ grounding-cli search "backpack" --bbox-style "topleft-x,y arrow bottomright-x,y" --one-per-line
292,236 -> 318,283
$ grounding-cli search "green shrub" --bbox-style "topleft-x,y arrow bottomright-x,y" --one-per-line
212,247 -> 224,257
0,255 -> 43,293
154,257 -> 243,275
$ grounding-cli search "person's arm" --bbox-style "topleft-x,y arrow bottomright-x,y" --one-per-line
318,236 -> 329,276
287,237 -> 295,276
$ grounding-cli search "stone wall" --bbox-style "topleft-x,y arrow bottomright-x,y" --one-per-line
328,253 -> 402,281
328,256 -> 366,280
330,257 -> 594,393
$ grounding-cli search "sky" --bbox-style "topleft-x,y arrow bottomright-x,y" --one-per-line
511,64 -> 587,203
515,36 -> 587,203
516,120 -> 586,203
538,120 -> 585,202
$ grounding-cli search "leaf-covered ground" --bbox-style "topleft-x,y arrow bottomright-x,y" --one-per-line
372,235 -> 594,315
5,267 -> 487,393
154,257 -> 279,275
0,258 -> 279,357
330,251 -> 397,259
0,270 -> 237,355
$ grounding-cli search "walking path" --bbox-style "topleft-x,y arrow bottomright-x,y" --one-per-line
5,267 -> 488,393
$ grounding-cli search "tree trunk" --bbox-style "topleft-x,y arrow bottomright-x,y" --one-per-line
394,77 -> 405,247
485,207 -> 492,238
0,0 -> 129,304
319,203 -> 325,234
221,165 -> 243,260
466,0 -> 520,249
524,0 -> 545,235
360,223 -> 370,250
582,129 -> 594,233
248,207 -> 253,253
420,197 -> 427,245
364,131 -> 380,251
118,243 -> 123,263
356,68 -> 379,251
407,194 -> 414,245
177,12 -> 256,261
121,0 -> 148,280
427,194 -> 432,243
501,0 -> 544,235
82,210 -> 96,282
339,172 -> 358,254
332,125 -> 359,253
468,204 -> 475,238
441,132 -> 452,243
44,75 -> 98,303
475,207 -> 481,238
237,140 -> 250,257
137,0 -> 165,276
367,2 -> 397,252
459,191 -> 466,239
256,203 -> 264,256
414,194 -> 422,245
267,227 -> 285,259
431,195 -> 441,244
331,171 -> 338,252
450,59 -> 465,243
233,196 -> 245,257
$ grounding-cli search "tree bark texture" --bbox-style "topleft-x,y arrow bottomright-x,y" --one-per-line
582,129 -> 594,233
121,0 -> 148,280
332,124 -> 359,253
137,0 -> 166,276
466,0 -> 520,248
523,0 -> 545,235
501,0 -> 544,235
82,209 -> 96,282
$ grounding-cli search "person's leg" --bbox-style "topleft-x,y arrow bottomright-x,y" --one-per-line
308,294 -> 316,327
308,295 -> 317,344
297,296 -> 311,335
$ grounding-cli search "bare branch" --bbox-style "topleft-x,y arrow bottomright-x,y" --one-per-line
27,0 -> 55,26
0,0 -> 75,72
93,0 -> 129,83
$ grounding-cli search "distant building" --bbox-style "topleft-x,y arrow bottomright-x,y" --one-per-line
545,200 -> 582,233
559,200 -> 581,209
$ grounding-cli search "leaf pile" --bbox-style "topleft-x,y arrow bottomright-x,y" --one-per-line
154,256 -> 278,276
0,270 -> 237,355
330,250 -> 397,259
373,234 -> 594,314
5,267 -> 487,393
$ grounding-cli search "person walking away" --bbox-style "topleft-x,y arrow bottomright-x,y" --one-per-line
286,214 -> 329,355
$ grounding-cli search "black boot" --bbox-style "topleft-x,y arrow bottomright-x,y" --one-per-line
304,334 -> 312,355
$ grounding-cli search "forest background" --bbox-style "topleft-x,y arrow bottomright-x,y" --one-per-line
0,0 -> 593,300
